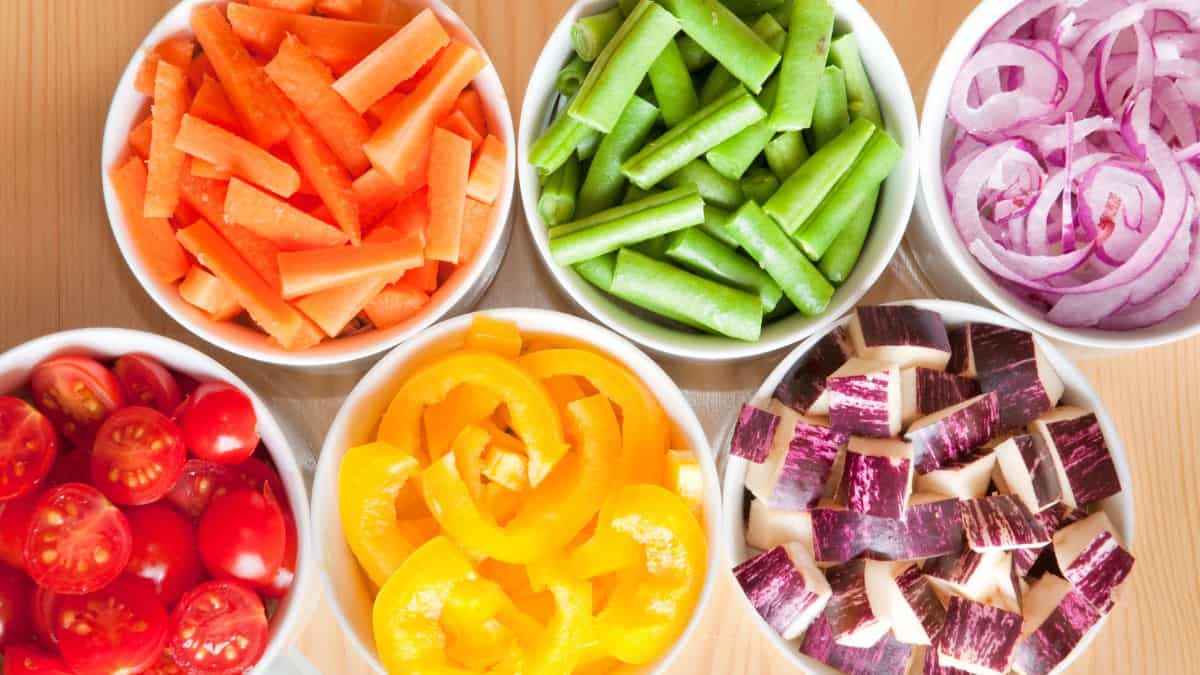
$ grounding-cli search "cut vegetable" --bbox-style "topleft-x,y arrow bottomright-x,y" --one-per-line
466,135 -> 506,205
764,117 -> 874,234
333,8 -> 451,113
993,435 -> 1062,513
223,178 -> 348,250
733,544 -> 831,640
178,265 -> 242,321
906,394 -> 1001,475
658,0 -> 780,94
769,0 -> 834,130
839,438 -> 913,518
824,559 -> 890,648
864,561 -> 946,646
744,403 -> 846,511
960,495 -> 1051,552
364,281 -> 429,329
664,450 -> 703,512
179,171 -> 284,290
280,105 -> 363,244
746,498 -> 813,553
936,596 -> 1023,675
811,497 -> 963,563
848,305 -> 952,370
1053,512 -> 1134,614
278,238 -> 423,298
109,157 -> 190,284
145,61 -> 189,219
799,613 -> 915,675
189,75 -> 241,133
134,36 -> 195,97
128,117 -> 153,158
426,127 -> 474,263
901,367 -> 980,425
923,548 -> 1010,606
294,275 -> 389,338
226,3 -> 399,74
772,326 -> 852,414
970,324 -> 1064,430
914,449 -> 996,500
175,114 -> 302,198
827,361 -> 902,438
731,404 -> 780,463
1029,408 -> 1120,509
1012,574 -> 1103,675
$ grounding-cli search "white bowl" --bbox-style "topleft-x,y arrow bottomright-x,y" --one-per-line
916,0 -> 1200,351
518,0 -> 920,362
100,0 -> 517,368
0,328 -> 318,675
720,299 -> 1136,673
311,307 -> 722,674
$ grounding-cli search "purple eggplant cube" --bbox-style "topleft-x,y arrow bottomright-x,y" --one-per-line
907,393 -> 1001,474
849,306 -> 953,370
733,545 -> 831,640
841,439 -> 914,519
1054,513 -> 1135,614
1032,408 -> 1121,509
994,435 -> 1062,513
961,495 -> 1051,552
829,364 -> 903,438
731,404 -> 780,463
800,614 -> 916,675
970,323 -> 1064,431
1012,575 -> 1103,675
936,596 -> 1023,674
902,367 -> 982,425
774,327 -> 853,413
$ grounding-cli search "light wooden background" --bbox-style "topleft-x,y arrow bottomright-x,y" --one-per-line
0,1 -> 1196,673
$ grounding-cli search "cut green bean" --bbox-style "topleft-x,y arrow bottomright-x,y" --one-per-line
574,253 -> 618,290
677,34 -> 714,71
665,227 -> 783,311
764,130 -> 809,180
699,205 -> 741,248
577,96 -> 660,217
658,0 -> 781,93
632,234 -> 671,259
705,76 -> 780,180
576,127 -> 601,161
698,13 -> 785,105
556,56 -> 589,97
727,201 -> 834,316
611,248 -> 763,340
829,33 -> 884,126
769,0 -> 795,27
721,0 -> 786,13
647,40 -> 699,127
809,66 -> 850,150
569,0 -> 680,133
741,167 -> 781,203
549,188 -> 706,265
662,159 -> 744,209
765,296 -> 795,321
572,8 -> 624,62
538,152 -> 582,225
530,99 -> 595,174
794,129 -> 901,259
763,117 -> 875,233
622,86 -> 766,189
623,183 -> 658,204
617,0 -> 640,15
819,186 -> 879,284
769,0 -> 835,131
552,185 -> 697,238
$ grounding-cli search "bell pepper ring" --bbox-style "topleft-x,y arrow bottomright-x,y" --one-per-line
338,441 -> 424,588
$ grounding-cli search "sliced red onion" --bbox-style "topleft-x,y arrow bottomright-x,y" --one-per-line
949,41 -> 1064,135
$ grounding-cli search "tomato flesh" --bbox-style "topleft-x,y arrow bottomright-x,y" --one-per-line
2,644 -> 73,674
168,581 -> 268,674
53,577 -> 168,675
177,384 -> 259,465
23,484 -> 132,595
0,564 -> 32,650
166,460 -> 250,519
30,357 -> 123,446
198,488 -> 285,587
125,504 -> 204,606
143,651 -> 186,675
90,407 -> 186,506
0,494 -> 38,570
113,355 -> 182,415
29,587 -> 56,647
0,398 -> 57,502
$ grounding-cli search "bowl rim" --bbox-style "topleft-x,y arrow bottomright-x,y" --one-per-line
718,298 -> 1137,672
310,306 -> 723,675
0,327 -> 316,674
517,0 -> 921,362
99,0 -> 518,368
917,0 -> 1200,351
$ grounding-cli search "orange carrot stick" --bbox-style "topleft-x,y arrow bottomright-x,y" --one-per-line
248,0 -> 315,12
264,34 -> 373,177
189,75 -> 241,132
187,52 -> 216,91
224,178 -> 349,250
179,170 -> 284,291
459,196 -> 493,264
363,42 -> 486,184
179,265 -> 243,321
190,158 -> 233,180
292,222 -> 402,336
145,61 -> 190,218
377,188 -> 428,245
332,8 -> 450,114
440,110 -> 483,151
315,0 -> 364,19
402,258 -> 439,292
175,114 -> 301,197
353,165 -> 427,226
366,92 -> 406,126
277,237 -> 422,298
128,117 -> 153,159
364,280 -> 429,329
465,134 -> 506,206
110,157 -> 190,284
425,128 -> 472,263
453,88 -> 487,137
226,3 -> 399,74
280,109 -> 363,244
134,37 -> 196,97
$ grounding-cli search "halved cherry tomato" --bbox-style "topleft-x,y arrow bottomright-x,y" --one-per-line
29,587 -> 56,646
143,651 -> 186,675
0,565 -> 32,650
90,407 -> 186,505
0,494 -> 38,570
45,449 -> 89,486
23,483 -> 132,595
53,577 -> 168,675
0,398 -> 57,502
113,355 -> 182,415
30,357 -> 123,446
197,488 -> 285,587
125,504 -> 204,606
168,580 -> 268,674
166,460 -> 250,518
176,383 -> 259,465
2,644 -> 73,674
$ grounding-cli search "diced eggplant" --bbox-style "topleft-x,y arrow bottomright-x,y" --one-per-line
985,554 -> 1023,614
915,449 -> 997,500
849,306 -> 953,370
811,357 -> 895,416
812,497 -> 963,563
1053,512 -> 1134,614
961,495 -> 1051,552
893,496 -> 966,561
936,596 -> 1023,675
902,367 -> 982,425
993,435 -> 1062,512
828,361 -> 904,438
775,326 -> 854,414
1012,503 -> 1089,577
865,561 -> 946,645
733,544 -> 832,640
825,559 -> 892,648
1030,408 -> 1121,509
731,403 -> 781,463
1012,574 -> 1103,675
840,438 -> 914,518
810,507 -> 877,564
747,498 -> 814,553
923,548 -> 1010,605
945,325 -> 976,376
907,394 -> 1001,474
800,614 -> 916,675
970,323 -> 1064,431
745,402 -> 847,510
924,646 -> 976,674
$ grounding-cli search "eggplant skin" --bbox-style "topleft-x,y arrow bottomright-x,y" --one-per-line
800,614 -> 915,675
960,495 -> 1051,551
970,323 -> 1054,430
841,451 -> 910,518
909,393 -> 1001,474
1013,588 -> 1102,675
946,325 -> 972,375
937,596 -> 1023,674
731,404 -> 780,463
733,546 -> 827,639
915,368 -> 980,416
1044,413 -> 1121,508
774,327 -> 852,413
824,560 -> 880,642
856,306 -> 952,351
771,421 -> 845,510
811,499 -> 963,563
1063,529 -> 1135,614
895,564 -> 947,641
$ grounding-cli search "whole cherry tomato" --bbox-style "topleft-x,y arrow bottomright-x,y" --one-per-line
124,504 -> 204,606
176,383 -> 259,465
197,488 -> 285,587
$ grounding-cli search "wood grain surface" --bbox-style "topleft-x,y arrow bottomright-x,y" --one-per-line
0,1 -> 1196,673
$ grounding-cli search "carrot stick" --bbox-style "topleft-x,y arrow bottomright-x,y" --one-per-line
465,134 -> 505,205
145,61 -> 189,218
187,52 -> 216,91
128,117 -> 153,159
190,158 -> 233,180
224,178 -> 349,250
191,5 -> 289,148
363,42 -> 486,184
189,75 -> 241,132
364,280 -> 429,329
247,0 -> 315,12
366,92 -> 406,126
377,188 -> 428,246
179,169 -> 284,291
175,114 -> 301,197
353,165 -> 426,226
332,8 -> 450,113
402,258 -> 439,292
278,237 -> 423,298
179,265 -> 243,321
110,157 -> 190,284
280,108 -> 363,245
291,223 -> 403,336
440,110 -> 483,151
226,3 -> 400,74
425,127 -> 472,263
134,37 -> 195,97
459,197 -> 492,264
265,34 -> 373,176
454,88 -> 487,137
315,0 -> 364,19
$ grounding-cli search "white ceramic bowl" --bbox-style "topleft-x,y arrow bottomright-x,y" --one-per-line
0,328 -> 318,675
720,299 -> 1136,672
916,0 -> 1200,351
311,307 -> 722,674
519,0 -> 920,362
101,0 -> 517,368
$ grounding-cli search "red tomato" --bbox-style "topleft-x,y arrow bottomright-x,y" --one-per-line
0,565 -> 32,650
30,357 -> 123,446
23,484 -> 132,595
197,488 -> 285,587
2,645 -> 72,674
176,383 -> 259,465
90,407 -> 186,506
29,587 -> 56,647
166,460 -> 250,519
125,504 -> 204,606
45,449 -> 89,486
113,355 -> 182,415
236,457 -> 288,508
171,372 -> 201,401
53,577 -> 168,675
143,651 -> 186,675
168,581 -> 268,674
0,495 -> 38,570
260,510 -> 297,599
0,398 -> 57,502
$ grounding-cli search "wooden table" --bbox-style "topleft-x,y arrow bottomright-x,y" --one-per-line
1,0 -> 1196,672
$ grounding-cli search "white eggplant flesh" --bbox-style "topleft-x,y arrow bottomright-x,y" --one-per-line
915,449 -> 997,500
993,435 -> 1062,513
865,560 -> 946,646
746,498 -> 814,553
745,401 -> 847,510
825,559 -> 893,648
800,613 -> 917,675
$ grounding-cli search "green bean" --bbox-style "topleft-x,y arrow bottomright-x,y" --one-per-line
648,40 -> 700,127
665,227 -> 783,310
662,159 -> 744,209
809,66 -> 850,150
530,98 -> 594,174
611,248 -> 763,340
727,201 -> 834,316
576,126 -> 602,161
677,34 -> 714,71
722,0 -> 786,13
617,0 -> 640,15
764,130 -> 809,180
763,117 -> 874,233
632,235 -> 671,259
623,183 -> 658,204
765,296 -> 795,321
697,13 -> 786,105
819,186 -> 879,284
705,76 -> 780,180
574,253 -> 618,291
538,151 -> 582,225
769,0 -> 795,27
699,205 -> 741,248
572,8 -> 624,62
658,0 -> 781,94
829,33 -> 884,126
741,167 -> 781,203
569,0 -> 680,133
769,0 -> 835,131
794,129 -> 901,259
577,96 -> 660,217
556,56 -> 589,97
552,185 -> 697,238
549,188 -> 706,265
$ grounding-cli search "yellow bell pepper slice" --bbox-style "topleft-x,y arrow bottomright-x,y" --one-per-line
338,442 -> 423,588
450,425 -> 491,507
465,315 -> 524,358
525,579 -> 592,675
424,384 -> 503,461
664,449 -> 704,514
482,447 -> 530,493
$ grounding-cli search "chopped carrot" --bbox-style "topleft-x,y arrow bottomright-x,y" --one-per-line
440,110 -> 483,151
191,5 -> 289,148
366,92 -> 406,126
353,0 -> 389,22
294,274 -> 388,337
128,117 -> 153,159
377,188 -> 428,245
145,61 -> 190,219
134,37 -> 196,97
278,237 -> 423,298
363,43 -> 486,185
179,170 -> 284,291
265,34 -> 373,176
280,108 -> 363,244
454,88 -> 486,137
110,157 -> 190,284
353,166 -> 426,226
177,219 -> 309,348
187,52 -> 216,91
288,316 -> 328,351
315,0 -> 363,19
395,53 -> 440,94
224,178 -> 349,250
460,197 -> 493,264
190,158 -> 233,180
364,280 -> 429,329
402,259 -> 439,292
179,265 -> 243,320
247,0 -> 315,12
466,134 -> 506,205
332,9 -> 450,114
271,144 -> 318,196
173,200 -> 201,230
226,3 -> 399,74
175,114 -> 301,197
189,75 -> 241,132
425,127 -> 472,263
177,168 -> 227,225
